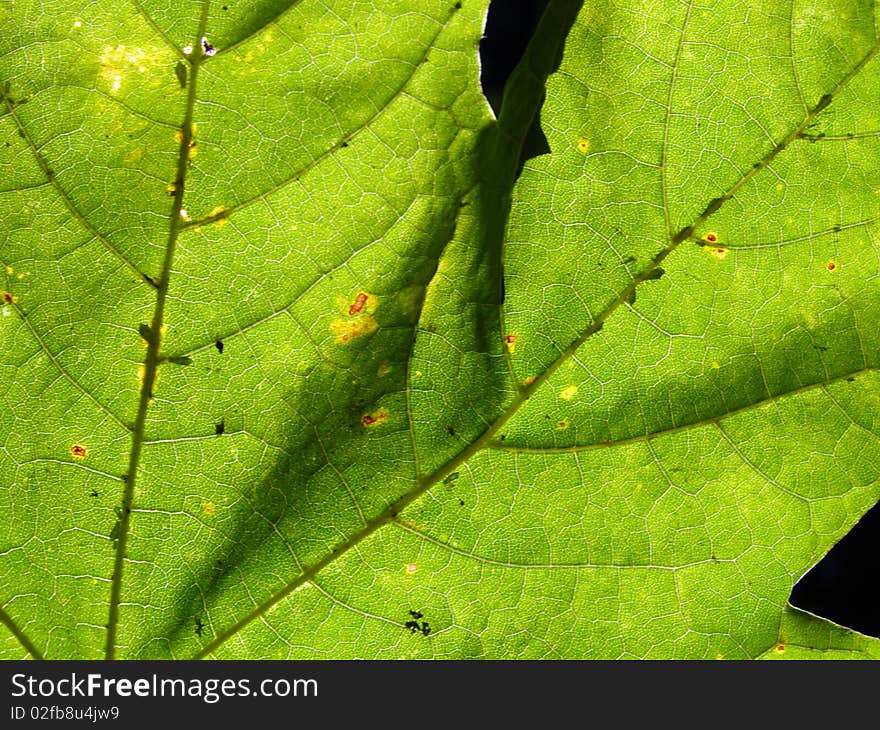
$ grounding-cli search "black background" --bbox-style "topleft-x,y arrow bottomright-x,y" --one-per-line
480,0 -> 880,639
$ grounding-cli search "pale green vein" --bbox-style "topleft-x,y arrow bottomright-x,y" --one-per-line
659,0 -> 694,238
206,0 -> 308,60
488,368 -> 877,453
1,93 -> 158,289
1,295 -> 130,432
392,519 -> 724,570
0,606 -> 44,660
175,193 -> 435,357
727,216 -> 880,250
127,0 -> 188,60
802,130 -> 880,141
184,6 -> 458,231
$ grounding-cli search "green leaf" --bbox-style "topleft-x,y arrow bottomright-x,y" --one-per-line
1,0 -> 879,661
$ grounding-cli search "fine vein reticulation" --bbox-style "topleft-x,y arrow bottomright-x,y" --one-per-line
192,12 -> 879,658
2,0 -> 878,661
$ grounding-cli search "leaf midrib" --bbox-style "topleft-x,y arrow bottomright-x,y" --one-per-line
103,0 -> 213,660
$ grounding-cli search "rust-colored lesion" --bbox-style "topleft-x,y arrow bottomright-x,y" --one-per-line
348,292 -> 368,315
362,410 -> 388,427
331,291 -> 378,343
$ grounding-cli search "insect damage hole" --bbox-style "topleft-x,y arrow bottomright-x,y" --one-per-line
404,609 -> 431,636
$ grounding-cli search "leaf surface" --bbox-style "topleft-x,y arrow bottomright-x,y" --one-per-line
1,0 -> 879,659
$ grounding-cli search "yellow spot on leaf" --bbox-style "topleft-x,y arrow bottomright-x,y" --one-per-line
330,314 -> 378,343
560,385 -> 578,400
208,206 -> 230,225
73,19 -> 82,28
707,246 -> 728,259
5,266 -> 13,275
394,285 -> 424,323
775,183 -> 784,192
202,501 -> 215,515
712,361 -> 720,369
405,563 -> 418,574
100,45 -> 163,92
125,149 -> 143,162
577,138 -> 590,154
504,335 -> 517,354
377,361 -> 392,377
557,420 -> 568,430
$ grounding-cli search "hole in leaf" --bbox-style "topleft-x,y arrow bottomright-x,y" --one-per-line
479,0 -> 550,164
479,1 -> 547,112
789,500 -> 880,639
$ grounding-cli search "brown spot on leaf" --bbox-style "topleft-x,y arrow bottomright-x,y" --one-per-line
362,410 -> 387,426
70,444 -> 87,458
348,292 -> 368,315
